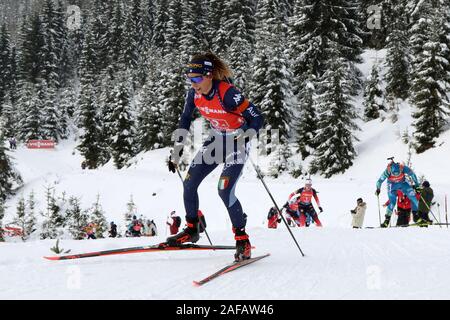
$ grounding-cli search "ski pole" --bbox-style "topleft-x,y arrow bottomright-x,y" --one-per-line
418,194 -> 441,228
445,195 -> 448,229
175,167 -> 213,246
437,203 -> 442,226
165,215 -> 169,237
376,194 -> 382,226
249,156 -> 305,257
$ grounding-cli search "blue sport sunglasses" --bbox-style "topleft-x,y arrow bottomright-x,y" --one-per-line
186,75 -> 205,84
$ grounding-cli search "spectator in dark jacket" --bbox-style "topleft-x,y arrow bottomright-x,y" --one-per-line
418,181 -> 434,224
109,221 -> 118,238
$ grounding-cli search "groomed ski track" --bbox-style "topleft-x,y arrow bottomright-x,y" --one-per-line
2,227 -> 450,299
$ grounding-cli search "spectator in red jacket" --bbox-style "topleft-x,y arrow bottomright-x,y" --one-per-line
167,211 -> 182,235
384,190 -> 420,226
267,207 -> 281,228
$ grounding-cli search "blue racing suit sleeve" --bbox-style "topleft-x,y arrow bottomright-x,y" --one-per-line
175,89 -> 196,145
222,86 -> 264,132
179,89 -> 196,131
376,169 -> 389,189
403,166 -> 420,187
241,103 -> 264,132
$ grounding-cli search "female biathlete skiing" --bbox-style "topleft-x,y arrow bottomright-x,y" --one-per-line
167,52 -> 264,262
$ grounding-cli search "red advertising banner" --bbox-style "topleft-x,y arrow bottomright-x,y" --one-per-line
27,140 -> 55,149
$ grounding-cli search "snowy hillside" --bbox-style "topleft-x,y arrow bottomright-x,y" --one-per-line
2,49 -> 450,300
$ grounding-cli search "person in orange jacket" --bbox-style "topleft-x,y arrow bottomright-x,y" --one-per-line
84,223 -> 97,239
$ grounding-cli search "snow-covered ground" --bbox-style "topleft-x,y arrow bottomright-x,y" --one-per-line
3,228 -> 450,299
1,50 -> 450,299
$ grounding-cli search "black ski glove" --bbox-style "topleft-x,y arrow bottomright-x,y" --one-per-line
168,156 -> 177,173
319,206 -> 323,213
375,188 -> 381,196
168,147 -> 183,173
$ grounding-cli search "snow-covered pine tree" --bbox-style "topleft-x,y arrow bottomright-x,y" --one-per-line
40,186 -> 64,239
54,0 -> 72,88
279,0 -> 295,17
137,73 -> 165,151
224,0 -> 255,92
334,0 -> 364,93
60,86 -> 78,120
287,0 -> 363,95
0,95 -> 17,139
17,12 -> 45,85
107,0 -> 126,68
310,52 -> 359,178
0,23 -> 12,109
208,0 -> 227,54
180,0 -> 208,59
363,62 -> 384,120
124,194 -> 137,225
408,0 -> 431,62
0,130 -> 23,200
89,0 -> 110,76
89,194 -> 108,239
58,86 -> 77,139
439,0 -> 450,77
97,66 -> 118,165
17,82 -> 43,141
8,47 -> 19,107
384,1 -> 410,101
295,74 -> 317,160
27,190 -> 37,223
165,0 -> 183,57
0,197 -> 5,242
287,0 -> 315,96
222,0 -> 256,64
267,138 -> 293,178
143,0 -> 156,51
363,0 -> 398,49
250,0 -> 293,163
123,0 -> 146,88
66,196 -> 88,240
152,0 -> 169,54
39,79 -> 60,142
159,60 -> 186,147
411,4 -> 450,153
77,82 -> 104,169
13,193 -> 37,241
40,0 -> 61,89
109,70 -> 136,169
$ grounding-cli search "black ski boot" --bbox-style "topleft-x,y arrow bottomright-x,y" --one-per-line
380,215 -> 391,228
413,211 -> 428,227
166,217 -> 200,246
234,228 -> 251,262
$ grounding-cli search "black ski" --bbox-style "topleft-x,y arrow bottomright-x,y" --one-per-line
193,253 -> 270,287
44,243 -> 236,261
365,222 -> 440,229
